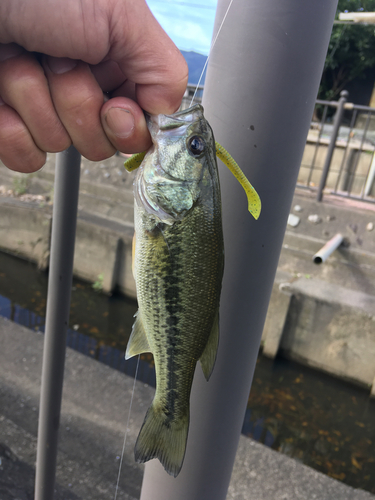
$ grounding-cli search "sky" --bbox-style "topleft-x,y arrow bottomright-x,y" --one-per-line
146,0 -> 218,55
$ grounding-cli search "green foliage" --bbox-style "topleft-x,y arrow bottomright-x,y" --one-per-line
92,273 -> 104,292
12,175 -> 30,196
318,0 -> 375,101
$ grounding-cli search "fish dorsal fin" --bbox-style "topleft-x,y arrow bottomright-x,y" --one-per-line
215,141 -> 261,220
125,312 -> 152,360
124,151 -> 147,172
200,310 -> 219,381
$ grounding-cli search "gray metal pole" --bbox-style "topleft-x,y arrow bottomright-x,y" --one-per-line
139,0 -> 338,499
317,90 -> 348,201
35,146 -> 81,500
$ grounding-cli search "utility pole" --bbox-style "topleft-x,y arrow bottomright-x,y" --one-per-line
35,146 -> 81,500
139,0 -> 338,499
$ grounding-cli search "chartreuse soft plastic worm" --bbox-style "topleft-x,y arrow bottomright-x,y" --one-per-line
214,141 -> 261,220
124,151 -> 147,172
124,142 -> 261,220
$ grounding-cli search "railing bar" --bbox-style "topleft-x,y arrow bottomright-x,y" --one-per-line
358,119 -> 375,199
333,190 -> 375,204
350,103 -> 375,112
333,108 -> 357,193
316,99 -> 339,107
34,146 -> 81,500
317,90 -> 348,201
296,182 -> 317,192
307,104 -> 328,186
363,150 -> 375,198
347,110 -> 372,198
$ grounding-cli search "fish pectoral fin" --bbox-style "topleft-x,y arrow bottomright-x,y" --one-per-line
125,312 -> 151,359
200,310 -> 219,381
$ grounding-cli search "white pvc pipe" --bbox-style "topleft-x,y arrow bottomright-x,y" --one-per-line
313,233 -> 343,264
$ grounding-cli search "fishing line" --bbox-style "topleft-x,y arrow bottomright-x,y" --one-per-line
190,0 -> 235,105
113,355 -> 140,500
116,2 -> 234,491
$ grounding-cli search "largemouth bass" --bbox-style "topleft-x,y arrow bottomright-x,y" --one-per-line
126,104 -> 223,477
124,104 -> 261,477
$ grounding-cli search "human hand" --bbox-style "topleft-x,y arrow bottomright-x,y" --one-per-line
0,0 -> 188,172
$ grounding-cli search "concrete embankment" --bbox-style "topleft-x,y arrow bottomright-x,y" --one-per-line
0,155 -> 375,393
0,154 -> 136,298
261,192 -> 375,396
1,317 -> 374,500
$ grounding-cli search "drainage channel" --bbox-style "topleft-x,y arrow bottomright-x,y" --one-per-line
0,251 -> 374,494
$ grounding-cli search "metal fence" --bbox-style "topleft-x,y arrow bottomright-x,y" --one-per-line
184,87 -> 375,204
298,90 -> 375,203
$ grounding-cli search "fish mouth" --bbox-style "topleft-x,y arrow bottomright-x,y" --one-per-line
146,104 -> 205,137
163,103 -> 204,122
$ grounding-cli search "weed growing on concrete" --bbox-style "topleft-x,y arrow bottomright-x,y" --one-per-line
12,175 -> 30,196
92,273 -> 104,292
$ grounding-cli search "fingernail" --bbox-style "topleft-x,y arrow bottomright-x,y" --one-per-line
0,43 -> 24,62
105,108 -> 135,138
47,56 -> 77,74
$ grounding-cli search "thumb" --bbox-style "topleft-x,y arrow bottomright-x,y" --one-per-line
109,0 -> 188,115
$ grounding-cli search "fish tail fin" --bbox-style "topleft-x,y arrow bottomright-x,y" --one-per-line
134,402 -> 189,477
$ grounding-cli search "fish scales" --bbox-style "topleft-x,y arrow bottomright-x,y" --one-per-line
135,194 -> 223,412
126,104 -> 224,477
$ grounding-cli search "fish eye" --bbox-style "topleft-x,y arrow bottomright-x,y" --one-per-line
187,136 -> 206,156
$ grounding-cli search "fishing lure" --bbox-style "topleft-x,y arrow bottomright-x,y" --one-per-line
125,138 -> 261,219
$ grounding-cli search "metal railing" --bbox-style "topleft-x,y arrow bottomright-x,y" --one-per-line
298,90 -> 375,203
184,87 -> 375,205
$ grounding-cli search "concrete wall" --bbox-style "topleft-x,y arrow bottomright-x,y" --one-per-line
262,275 -> 375,395
0,198 -> 136,297
72,214 -> 136,296
261,190 -> 375,396
0,198 -> 51,270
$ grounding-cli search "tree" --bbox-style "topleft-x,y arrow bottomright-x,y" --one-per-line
318,0 -> 375,101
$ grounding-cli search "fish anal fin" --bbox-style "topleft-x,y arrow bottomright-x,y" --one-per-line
125,312 -> 151,360
200,311 -> 219,381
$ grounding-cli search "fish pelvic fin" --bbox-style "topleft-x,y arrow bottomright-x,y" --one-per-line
125,312 -> 151,359
134,403 -> 189,477
200,310 -> 219,381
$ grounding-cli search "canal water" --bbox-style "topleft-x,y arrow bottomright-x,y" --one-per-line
0,251 -> 374,494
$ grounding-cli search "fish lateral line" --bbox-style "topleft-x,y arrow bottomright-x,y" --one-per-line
123,142 -> 261,220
